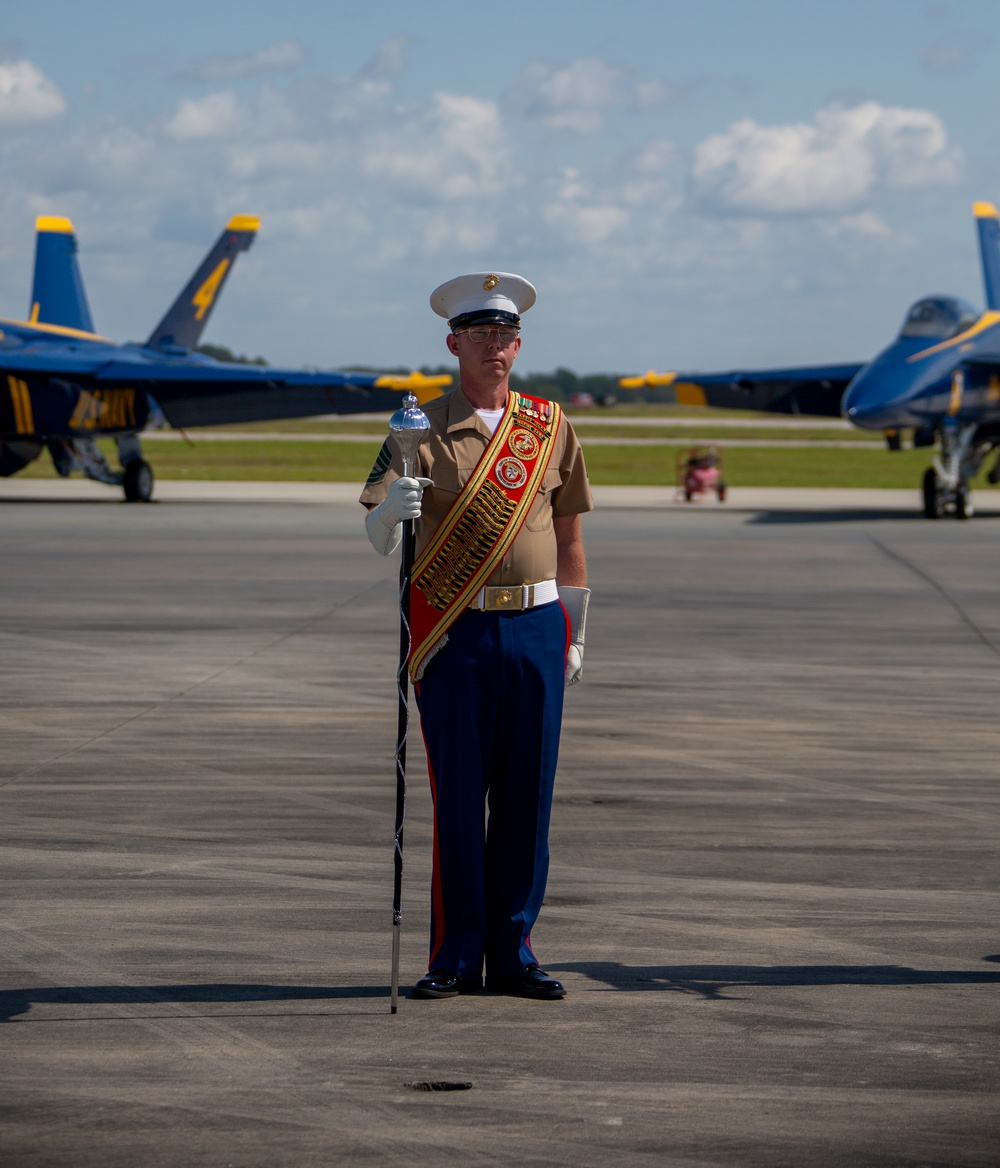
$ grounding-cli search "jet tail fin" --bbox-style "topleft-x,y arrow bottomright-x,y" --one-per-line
29,216 -> 95,333
974,201 -> 1000,310
145,215 -> 259,351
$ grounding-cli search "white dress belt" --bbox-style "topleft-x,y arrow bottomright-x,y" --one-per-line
468,579 -> 560,612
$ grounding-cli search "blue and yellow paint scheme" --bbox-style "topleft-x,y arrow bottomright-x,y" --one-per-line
0,216 -> 449,499
620,202 -> 1000,517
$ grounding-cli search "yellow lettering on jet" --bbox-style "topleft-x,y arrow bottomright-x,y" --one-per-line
69,388 -> 137,431
192,259 -> 230,321
70,390 -> 97,429
8,376 -> 34,434
102,388 -> 136,430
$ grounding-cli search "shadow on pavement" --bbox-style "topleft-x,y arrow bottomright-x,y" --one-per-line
0,983 -> 387,1022
552,962 -> 1000,1000
748,508 -> 920,525
748,508 -> 1000,525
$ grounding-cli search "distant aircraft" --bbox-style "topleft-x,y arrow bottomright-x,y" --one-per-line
0,216 -> 450,501
621,202 -> 1000,518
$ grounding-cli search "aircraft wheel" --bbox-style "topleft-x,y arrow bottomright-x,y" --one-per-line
922,467 -> 942,519
123,459 -> 154,503
954,484 -> 974,520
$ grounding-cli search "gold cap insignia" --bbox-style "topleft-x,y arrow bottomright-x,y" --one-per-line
483,274 -> 500,291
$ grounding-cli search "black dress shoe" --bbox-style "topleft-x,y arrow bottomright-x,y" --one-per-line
485,964 -> 566,1000
412,969 -> 481,999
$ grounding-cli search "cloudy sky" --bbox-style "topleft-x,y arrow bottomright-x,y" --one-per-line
1,0 -> 998,376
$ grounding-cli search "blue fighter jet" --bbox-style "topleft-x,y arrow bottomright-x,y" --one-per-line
0,216 -> 449,501
621,202 -> 1000,518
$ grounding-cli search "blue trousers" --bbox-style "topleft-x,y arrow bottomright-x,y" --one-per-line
414,601 -> 569,980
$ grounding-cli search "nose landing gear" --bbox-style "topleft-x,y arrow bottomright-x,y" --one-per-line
921,467 -> 975,519
922,422 -> 989,519
922,467 -> 944,519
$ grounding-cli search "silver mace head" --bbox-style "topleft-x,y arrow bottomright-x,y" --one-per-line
388,393 -> 430,478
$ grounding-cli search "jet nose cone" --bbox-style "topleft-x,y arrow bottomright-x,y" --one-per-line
842,370 -> 895,429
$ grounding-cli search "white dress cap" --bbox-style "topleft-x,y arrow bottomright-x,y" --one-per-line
430,272 -> 536,327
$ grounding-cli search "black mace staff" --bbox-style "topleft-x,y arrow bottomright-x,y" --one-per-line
388,394 -> 430,1014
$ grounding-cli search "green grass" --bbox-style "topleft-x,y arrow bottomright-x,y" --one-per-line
198,403 -> 820,434
21,439 -> 384,483
17,434 -> 982,490
199,419 -> 876,443
583,444 -> 938,488
561,425 -> 874,442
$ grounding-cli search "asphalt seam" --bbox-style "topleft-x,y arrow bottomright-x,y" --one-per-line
868,536 -> 1000,662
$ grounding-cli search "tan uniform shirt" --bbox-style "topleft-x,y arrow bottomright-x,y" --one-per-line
360,387 -> 593,586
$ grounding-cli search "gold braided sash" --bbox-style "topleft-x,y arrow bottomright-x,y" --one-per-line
409,392 -> 561,681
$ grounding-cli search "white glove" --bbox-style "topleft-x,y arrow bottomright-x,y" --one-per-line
560,586 -> 591,686
365,476 -> 433,556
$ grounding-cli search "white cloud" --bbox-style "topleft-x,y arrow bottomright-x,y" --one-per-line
828,211 -> 892,237
177,40 -> 304,84
0,59 -> 67,127
690,101 -> 962,217
632,79 -> 673,110
542,168 -> 630,245
510,57 -> 676,135
920,30 -> 990,74
522,58 -> 622,134
164,90 -> 247,140
0,46 -> 967,373
358,35 -> 413,80
360,92 -> 514,201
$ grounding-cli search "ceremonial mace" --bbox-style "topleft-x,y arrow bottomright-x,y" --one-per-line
388,393 -> 430,1014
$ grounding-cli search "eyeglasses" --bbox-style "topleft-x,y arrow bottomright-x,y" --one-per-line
455,326 -> 520,345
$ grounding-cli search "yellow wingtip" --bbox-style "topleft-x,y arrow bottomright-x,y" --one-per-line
226,214 -> 260,233
619,370 -> 678,389
36,215 -> 75,234
374,371 -> 453,404
973,201 -> 998,220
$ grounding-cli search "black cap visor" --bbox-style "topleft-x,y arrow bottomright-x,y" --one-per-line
449,309 -> 521,332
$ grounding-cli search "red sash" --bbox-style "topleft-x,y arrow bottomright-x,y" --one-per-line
409,392 -> 561,681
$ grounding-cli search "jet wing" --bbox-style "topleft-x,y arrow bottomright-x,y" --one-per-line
620,363 -> 864,418
0,340 -> 113,377
92,360 -> 410,427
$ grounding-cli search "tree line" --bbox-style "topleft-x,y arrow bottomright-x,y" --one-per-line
196,346 -> 673,405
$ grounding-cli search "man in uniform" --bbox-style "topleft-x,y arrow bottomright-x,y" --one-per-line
360,272 -> 592,1000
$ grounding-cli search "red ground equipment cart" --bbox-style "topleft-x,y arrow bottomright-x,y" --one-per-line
676,446 -> 726,503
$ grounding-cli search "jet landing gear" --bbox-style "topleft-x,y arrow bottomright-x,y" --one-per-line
46,435 -> 155,502
122,458 -> 154,503
921,467 -> 973,519
117,435 -> 154,503
922,422 -> 990,520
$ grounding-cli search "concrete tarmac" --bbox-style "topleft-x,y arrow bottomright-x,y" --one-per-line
2,487 -> 999,1167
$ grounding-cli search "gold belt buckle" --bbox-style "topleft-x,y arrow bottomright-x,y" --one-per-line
483,586 -> 522,611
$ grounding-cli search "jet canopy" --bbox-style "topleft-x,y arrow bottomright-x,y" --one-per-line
898,296 -> 980,340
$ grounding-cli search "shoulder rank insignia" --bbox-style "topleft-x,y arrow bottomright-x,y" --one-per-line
365,438 -> 393,486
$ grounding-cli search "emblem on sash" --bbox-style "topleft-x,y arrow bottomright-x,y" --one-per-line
509,428 -> 539,459
496,456 -> 528,489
